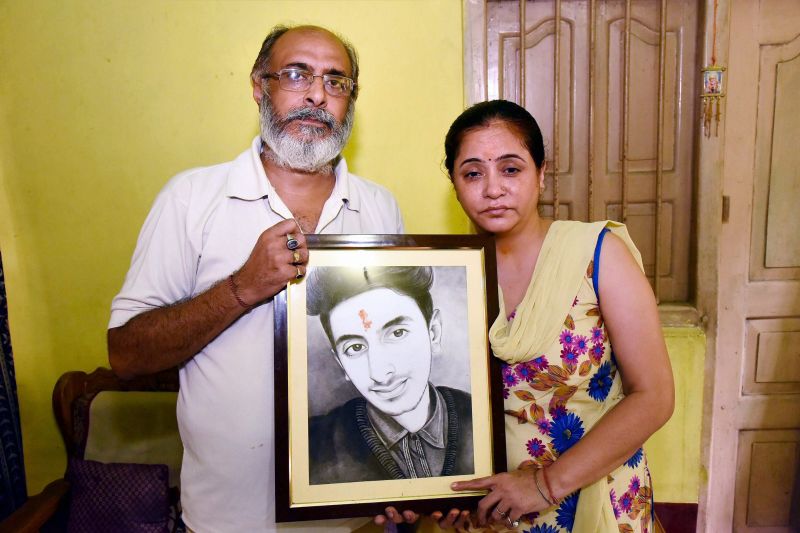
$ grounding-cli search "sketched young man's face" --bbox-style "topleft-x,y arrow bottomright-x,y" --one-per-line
328,287 -> 442,417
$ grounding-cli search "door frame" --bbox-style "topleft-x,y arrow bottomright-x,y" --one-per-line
695,0 -> 728,529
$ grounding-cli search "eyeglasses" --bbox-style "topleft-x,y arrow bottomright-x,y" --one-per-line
263,68 -> 355,97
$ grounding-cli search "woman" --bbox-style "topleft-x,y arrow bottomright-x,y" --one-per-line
378,100 -> 674,532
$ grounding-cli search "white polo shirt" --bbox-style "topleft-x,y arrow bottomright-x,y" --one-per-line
110,136 -> 404,532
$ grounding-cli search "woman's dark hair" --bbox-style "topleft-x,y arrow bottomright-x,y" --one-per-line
306,266 -> 434,346
444,99 -> 545,178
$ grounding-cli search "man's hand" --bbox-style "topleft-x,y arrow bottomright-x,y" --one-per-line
233,218 -> 308,305
430,508 -> 472,530
109,218 -> 309,379
373,506 -> 419,531
375,507 -> 472,532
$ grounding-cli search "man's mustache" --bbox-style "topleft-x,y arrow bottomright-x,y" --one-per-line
281,107 -> 336,130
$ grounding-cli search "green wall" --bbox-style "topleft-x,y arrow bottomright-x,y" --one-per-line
0,0 -> 701,505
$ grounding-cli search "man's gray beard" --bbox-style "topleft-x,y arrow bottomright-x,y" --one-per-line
259,95 -> 355,173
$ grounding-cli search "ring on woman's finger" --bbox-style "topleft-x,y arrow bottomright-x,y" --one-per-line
291,251 -> 301,264
505,516 -> 519,528
294,266 -> 304,280
286,233 -> 300,251
495,507 -> 507,519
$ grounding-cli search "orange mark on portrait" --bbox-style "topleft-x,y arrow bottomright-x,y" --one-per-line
358,309 -> 372,330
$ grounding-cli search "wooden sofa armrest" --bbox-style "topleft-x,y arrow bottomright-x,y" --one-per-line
54,367 -> 179,458
0,478 -> 70,533
0,366 -> 181,533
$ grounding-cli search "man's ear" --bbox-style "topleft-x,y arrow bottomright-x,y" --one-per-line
428,308 -> 443,356
252,75 -> 265,105
332,349 -> 350,381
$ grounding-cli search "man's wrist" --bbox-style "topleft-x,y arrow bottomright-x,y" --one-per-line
227,274 -> 252,308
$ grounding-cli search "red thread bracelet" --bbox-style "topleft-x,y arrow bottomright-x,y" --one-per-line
228,275 -> 250,308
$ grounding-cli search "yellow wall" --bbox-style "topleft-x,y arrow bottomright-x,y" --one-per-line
0,0 -> 702,505
0,0 -> 466,493
647,327 -> 705,503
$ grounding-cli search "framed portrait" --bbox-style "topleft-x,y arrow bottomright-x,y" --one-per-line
274,234 -> 506,521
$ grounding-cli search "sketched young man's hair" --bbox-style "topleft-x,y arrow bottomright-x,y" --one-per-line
306,266 -> 434,345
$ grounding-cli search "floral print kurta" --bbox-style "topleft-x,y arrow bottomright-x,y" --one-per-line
492,257 -> 654,533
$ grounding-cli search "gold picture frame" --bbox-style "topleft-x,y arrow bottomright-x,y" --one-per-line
273,234 -> 505,521
701,64 -> 725,97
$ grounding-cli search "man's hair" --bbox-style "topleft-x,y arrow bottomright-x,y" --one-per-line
250,24 -> 360,99
307,266 -> 434,346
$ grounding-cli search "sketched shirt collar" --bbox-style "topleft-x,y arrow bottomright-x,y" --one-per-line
367,385 -> 446,449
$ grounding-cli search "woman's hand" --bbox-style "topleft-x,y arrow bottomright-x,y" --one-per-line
451,467 -> 548,527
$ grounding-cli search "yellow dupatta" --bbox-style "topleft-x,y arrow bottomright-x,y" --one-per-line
489,220 -> 644,532
489,220 -> 642,364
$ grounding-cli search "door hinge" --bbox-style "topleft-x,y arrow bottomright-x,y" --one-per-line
722,195 -> 730,223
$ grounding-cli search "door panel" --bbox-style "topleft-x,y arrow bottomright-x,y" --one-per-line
606,17 -> 678,174
734,431 -> 800,530
712,0 -> 800,530
751,31 -> 800,279
744,318 -> 800,396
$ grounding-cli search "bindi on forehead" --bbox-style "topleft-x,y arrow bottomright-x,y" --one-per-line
358,309 -> 372,331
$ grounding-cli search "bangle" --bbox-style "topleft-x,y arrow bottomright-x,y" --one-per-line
542,467 -> 560,505
534,469 -> 555,506
227,274 -> 251,308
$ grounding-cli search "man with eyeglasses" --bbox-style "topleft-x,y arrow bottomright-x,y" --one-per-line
108,25 -> 403,532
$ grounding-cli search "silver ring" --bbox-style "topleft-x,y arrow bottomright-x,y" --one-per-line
495,508 -> 507,519
286,234 -> 300,251
506,516 -> 519,528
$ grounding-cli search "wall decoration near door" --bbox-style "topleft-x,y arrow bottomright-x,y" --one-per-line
701,0 -> 725,138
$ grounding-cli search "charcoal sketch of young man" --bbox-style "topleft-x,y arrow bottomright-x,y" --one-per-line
305,266 -> 474,484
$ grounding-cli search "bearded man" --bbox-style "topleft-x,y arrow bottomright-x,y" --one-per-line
107,25 -> 403,533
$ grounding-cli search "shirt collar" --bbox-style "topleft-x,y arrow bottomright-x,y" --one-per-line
367,385 -> 446,449
225,136 -> 359,213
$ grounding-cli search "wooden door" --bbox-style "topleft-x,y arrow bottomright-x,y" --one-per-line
706,0 -> 800,530
469,0 -> 699,302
